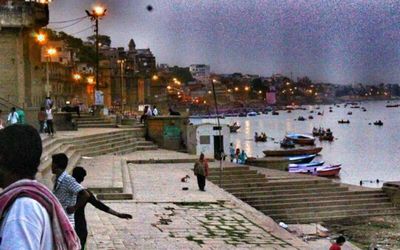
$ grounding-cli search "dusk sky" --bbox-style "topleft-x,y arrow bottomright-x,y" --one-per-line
49,1 -> 400,84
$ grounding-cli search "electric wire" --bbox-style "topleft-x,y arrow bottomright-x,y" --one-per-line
69,25 -> 94,35
49,16 -> 87,24
50,17 -> 87,30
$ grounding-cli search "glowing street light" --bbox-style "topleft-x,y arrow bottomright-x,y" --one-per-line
93,5 -> 106,16
258,90 -> 262,94
208,90 -> 212,94
244,86 -> 249,91
87,76 -> 95,84
47,48 -> 57,56
73,73 -> 82,81
152,75 -> 159,81
234,87 -> 239,91
36,33 -> 47,44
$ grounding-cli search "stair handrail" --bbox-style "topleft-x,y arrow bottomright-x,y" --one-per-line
0,96 -> 23,111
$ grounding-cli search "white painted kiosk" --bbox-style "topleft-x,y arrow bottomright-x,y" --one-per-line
187,123 -> 230,159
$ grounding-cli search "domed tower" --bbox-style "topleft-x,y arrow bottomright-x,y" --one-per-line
0,0 -> 49,108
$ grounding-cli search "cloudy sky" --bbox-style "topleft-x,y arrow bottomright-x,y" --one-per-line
49,0 -> 400,84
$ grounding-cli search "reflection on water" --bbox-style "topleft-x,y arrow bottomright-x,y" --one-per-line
192,101 -> 400,187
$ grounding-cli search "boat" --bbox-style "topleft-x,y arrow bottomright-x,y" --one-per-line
350,106 -> 360,109
308,115 -> 313,120
347,112 -> 352,115
247,111 -> 258,116
362,108 -> 367,112
338,120 -> 350,124
285,133 -> 315,145
289,164 -> 341,177
297,116 -> 306,121
229,124 -> 240,133
373,120 -> 383,126
287,154 -> 317,164
280,138 -> 295,148
238,113 -> 247,117
272,111 -> 279,115
317,112 -> 323,116
329,109 -> 333,112
319,135 -> 334,141
263,147 -> 322,157
316,165 -> 342,177
255,136 -> 267,142
386,104 -> 400,108
289,161 -> 325,168
287,110 -> 292,113
310,110 -> 314,113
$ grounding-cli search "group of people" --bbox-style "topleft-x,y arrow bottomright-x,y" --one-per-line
254,132 -> 267,141
140,105 -> 159,123
0,124 -> 132,249
0,107 -> 26,130
229,143 -> 248,164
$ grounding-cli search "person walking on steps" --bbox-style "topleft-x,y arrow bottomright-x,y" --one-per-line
46,106 -> 55,136
7,107 -> 19,125
72,166 -> 132,249
193,153 -> 209,191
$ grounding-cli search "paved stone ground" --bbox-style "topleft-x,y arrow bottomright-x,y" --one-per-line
80,149 -> 359,249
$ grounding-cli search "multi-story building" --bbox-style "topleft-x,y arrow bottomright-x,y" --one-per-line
189,64 -> 210,83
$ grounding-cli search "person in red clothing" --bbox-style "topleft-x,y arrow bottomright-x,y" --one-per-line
330,236 -> 346,250
193,153 -> 209,191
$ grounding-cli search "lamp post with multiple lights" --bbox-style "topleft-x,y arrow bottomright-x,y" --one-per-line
35,32 -> 57,98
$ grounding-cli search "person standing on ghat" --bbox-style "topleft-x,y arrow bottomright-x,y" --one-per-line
193,153 -> 209,191
72,166 -> 132,249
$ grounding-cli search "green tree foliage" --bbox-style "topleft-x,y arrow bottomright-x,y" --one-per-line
169,66 -> 194,83
87,34 -> 111,47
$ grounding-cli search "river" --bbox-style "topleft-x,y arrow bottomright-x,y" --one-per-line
191,100 -> 400,187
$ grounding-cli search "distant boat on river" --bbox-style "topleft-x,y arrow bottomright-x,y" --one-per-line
263,146 -> 322,157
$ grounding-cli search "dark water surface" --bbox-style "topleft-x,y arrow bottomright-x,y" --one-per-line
193,101 -> 400,187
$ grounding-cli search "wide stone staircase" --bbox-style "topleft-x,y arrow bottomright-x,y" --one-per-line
74,113 -> 117,128
208,167 -> 400,224
37,128 -> 157,188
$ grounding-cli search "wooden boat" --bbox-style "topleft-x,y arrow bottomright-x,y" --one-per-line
373,121 -> 383,126
238,113 -> 247,117
329,109 -> 333,112
229,124 -> 240,133
245,154 -> 315,170
287,110 -> 292,113
289,164 -> 341,177
347,112 -> 352,115
263,147 -> 322,157
310,110 -> 314,113
297,116 -> 306,121
350,106 -> 360,109
386,104 -> 400,108
285,133 -> 315,145
272,111 -> 279,115
338,120 -> 350,124
316,165 -> 342,177
289,161 -> 325,168
280,139 -> 295,148
248,111 -> 258,116
255,136 -> 267,142
317,112 -> 323,116
308,115 -> 314,120
319,134 -> 334,141
287,154 -> 317,164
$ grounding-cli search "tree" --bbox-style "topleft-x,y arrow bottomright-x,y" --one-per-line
87,34 -> 111,47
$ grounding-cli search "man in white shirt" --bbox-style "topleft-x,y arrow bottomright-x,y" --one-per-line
0,125 -> 80,249
152,105 -> 159,116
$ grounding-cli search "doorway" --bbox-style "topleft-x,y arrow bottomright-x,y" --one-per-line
213,135 -> 223,160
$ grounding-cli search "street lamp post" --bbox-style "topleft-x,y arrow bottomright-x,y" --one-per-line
117,59 -> 125,112
45,48 -> 57,98
86,5 -> 107,105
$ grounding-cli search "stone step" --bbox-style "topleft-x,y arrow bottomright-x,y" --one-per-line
208,174 -> 266,182
40,143 -> 75,164
77,120 -> 114,124
83,142 -> 157,157
269,207 -> 400,224
264,202 -> 396,217
75,117 -> 109,121
208,170 -> 259,177
80,140 -> 153,155
220,180 -> 338,190
78,123 -> 117,128
68,130 -> 145,144
209,167 -> 250,172
229,186 -> 349,196
96,193 -> 133,200
72,135 -> 147,149
115,145 -> 158,155
236,191 -> 387,203
250,197 -> 391,210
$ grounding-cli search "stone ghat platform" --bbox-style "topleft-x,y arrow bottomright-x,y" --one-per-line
208,165 -> 400,224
